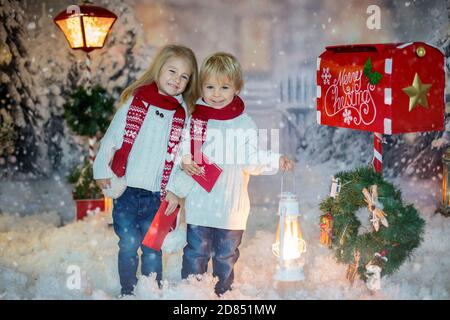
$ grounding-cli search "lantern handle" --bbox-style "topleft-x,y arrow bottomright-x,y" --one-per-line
280,170 -> 296,196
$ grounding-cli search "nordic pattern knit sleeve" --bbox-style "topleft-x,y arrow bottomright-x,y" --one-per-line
179,116 -> 192,161
166,121 -> 195,198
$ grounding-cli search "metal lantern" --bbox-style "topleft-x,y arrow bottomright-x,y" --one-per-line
437,147 -> 450,216
54,2 -> 117,52
272,191 -> 306,281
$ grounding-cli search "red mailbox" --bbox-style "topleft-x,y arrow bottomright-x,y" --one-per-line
316,42 -> 445,172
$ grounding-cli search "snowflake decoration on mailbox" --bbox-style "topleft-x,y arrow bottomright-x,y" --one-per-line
321,67 -> 331,85
343,109 -> 353,125
316,42 -> 445,135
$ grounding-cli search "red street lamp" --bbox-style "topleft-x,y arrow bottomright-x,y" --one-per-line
53,2 -> 117,52
53,1 -> 117,165
54,2 -> 117,218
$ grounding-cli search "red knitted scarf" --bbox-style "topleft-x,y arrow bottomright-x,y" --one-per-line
190,96 -> 245,164
111,82 -> 186,199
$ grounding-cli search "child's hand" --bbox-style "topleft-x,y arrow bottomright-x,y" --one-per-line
97,179 -> 111,189
165,191 -> 179,216
279,155 -> 295,171
181,154 -> 202,176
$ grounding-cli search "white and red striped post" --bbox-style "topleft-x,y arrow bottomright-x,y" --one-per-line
85,52 -> 96,165
86,52 -> 93,89
88,137 -> 96,165
373,133 -> 383,173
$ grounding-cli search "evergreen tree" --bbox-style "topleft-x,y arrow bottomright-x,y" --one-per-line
0,0 -> 48,175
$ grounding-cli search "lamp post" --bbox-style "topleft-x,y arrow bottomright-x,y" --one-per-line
54,1 -> 116,164
272,177 -> 306,281
54,1 -> 116,219
437,147 -> 450,217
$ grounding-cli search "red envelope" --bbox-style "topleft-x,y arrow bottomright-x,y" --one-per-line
142,200 -> 179,251
191,154 -> 223,193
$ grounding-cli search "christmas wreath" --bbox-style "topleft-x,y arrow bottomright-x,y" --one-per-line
319,167 -> 425,282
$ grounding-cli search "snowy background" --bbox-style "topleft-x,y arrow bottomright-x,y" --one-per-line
0,0 -> 449,299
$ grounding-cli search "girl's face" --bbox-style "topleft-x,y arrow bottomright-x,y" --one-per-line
202,75 -> 239,109
157,56 -> 191,96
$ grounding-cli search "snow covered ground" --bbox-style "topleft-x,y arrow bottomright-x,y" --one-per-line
0,157 -> 449,300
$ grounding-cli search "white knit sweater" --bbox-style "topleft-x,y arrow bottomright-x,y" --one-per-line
167,99 -> 280,230
93,94 -> 187,192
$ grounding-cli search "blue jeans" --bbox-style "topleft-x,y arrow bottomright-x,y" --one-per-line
113,187 -> 162,295
181,224 -> 244,295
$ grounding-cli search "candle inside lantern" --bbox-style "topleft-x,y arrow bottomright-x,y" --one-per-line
438,147 -> 450,216
273,215 -> 305,260
272,191 -> 306,281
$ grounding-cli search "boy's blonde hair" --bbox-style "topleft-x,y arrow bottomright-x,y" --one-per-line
200,52 -> 243,91
120,44 -> 199,112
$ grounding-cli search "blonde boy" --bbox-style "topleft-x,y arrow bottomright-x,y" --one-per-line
166,52 -> 293,295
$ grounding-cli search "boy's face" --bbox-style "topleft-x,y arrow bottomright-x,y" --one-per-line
157,56 -> 191,96
202,76 -> 239,109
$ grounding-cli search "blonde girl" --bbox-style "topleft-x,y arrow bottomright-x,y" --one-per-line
93,44 -> 198,297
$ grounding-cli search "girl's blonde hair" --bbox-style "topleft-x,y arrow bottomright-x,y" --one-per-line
120,44 -> 199,112
199,52 -> 243,91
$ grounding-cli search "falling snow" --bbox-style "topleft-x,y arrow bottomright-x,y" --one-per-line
0,0 -> 449,300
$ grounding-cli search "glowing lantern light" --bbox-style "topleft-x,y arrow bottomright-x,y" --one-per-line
53,2 -> 117,52
437,147 -> 450,216
272,190 -> 306,281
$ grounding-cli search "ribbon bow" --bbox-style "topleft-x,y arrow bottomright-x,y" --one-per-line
362,185 -> 388,232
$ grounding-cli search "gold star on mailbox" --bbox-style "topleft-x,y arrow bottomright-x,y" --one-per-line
402,73 -> 432,112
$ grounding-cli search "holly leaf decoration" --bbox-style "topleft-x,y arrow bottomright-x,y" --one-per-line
364,57 -> 373,75
363,57 -> 382,85
369,72 -> 382,85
